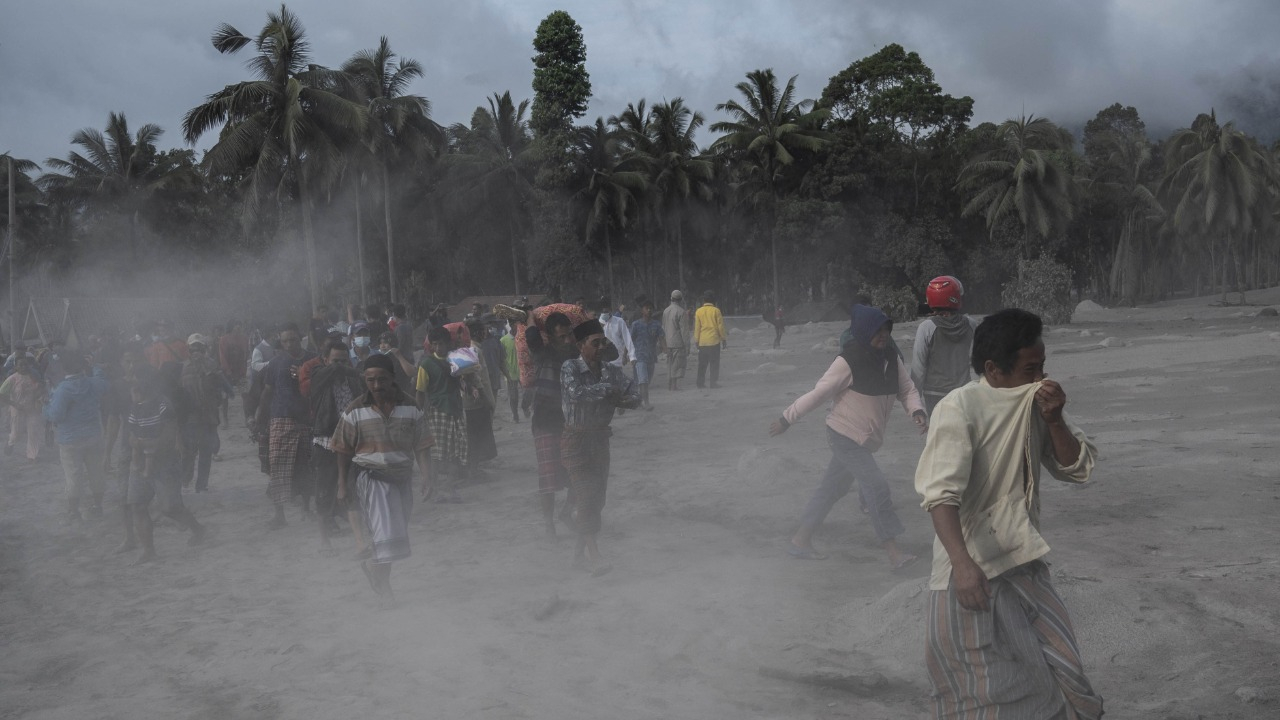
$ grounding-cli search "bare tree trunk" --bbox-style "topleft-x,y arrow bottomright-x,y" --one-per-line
676,223 -> 685,293
355,186 -> 367,307
509,215 -> 521,296
383,164 -> 396,304
294,149 -> 321,314
7,158 -> 15,354
605,225 -> 616,303
768,209 -> 780,311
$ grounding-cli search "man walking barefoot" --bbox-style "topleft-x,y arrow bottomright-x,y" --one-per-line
332,353 -> 433,603
769,305 -> 926,567
526,312 -> 576,536
560,319 -> 641,575
693,291 -> 727,389
255,325 -> 316,528
661,290 -> 688,391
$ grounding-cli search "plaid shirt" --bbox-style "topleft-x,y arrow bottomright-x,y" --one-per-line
560,357 -> 641,430
330,389 -> 434,471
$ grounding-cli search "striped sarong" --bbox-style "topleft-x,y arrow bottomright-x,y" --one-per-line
533,428 -> 567,493
267,417 -> 310,504
425,407 -> 467,466
356,467 -> 412,563
561,428 -> 611,535
926,560 -> 1103,720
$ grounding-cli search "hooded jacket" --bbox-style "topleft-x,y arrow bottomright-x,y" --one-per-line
43,366 -> 109,445
910,312 -> 978,399
782,306 -> 924,451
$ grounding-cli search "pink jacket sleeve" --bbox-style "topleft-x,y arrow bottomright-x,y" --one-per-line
895,356 -> 925,416
783,357 -> 852,425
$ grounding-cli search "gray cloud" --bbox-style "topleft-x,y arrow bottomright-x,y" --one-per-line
5,0 -> 1280,169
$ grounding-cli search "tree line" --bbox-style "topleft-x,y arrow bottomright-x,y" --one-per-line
5,5 -> 1279,324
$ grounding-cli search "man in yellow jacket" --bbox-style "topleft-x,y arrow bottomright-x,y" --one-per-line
692,291 -> 727,389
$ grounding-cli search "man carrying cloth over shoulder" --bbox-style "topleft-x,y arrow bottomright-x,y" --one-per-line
914,308 -> 1103,720
560,318 -> 641,576
332,352 -> 433,604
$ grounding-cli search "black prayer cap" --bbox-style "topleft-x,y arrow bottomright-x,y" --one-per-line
573,318 -> 604,342
363,352 -> 396,375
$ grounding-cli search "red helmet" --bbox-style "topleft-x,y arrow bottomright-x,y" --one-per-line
926,276 -> 964,310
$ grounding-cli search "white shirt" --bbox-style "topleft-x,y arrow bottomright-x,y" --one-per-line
600,314 -> 636,367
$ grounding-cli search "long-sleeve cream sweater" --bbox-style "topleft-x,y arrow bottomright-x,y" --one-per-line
914,378 -> 1096,589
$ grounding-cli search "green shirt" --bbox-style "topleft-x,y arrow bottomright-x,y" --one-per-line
499,333 -> 518,379
415,354 -> 462,417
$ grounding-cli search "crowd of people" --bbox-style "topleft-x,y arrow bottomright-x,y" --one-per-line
1,276 -> 1105,719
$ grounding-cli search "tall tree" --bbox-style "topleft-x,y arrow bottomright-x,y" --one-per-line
957,115 -> 1075,257
39,112 -> 172,260
446,91 -> 535,294
710,69 -> 829,307
1162,111 -> 1273,301
342,37 -> 443,303
182,4 -> 367,312
648,98 -> 712,290
1093,133 -> 1163,304
1082,103 -> 1145,169
571,118 -> 647,302
530,10 -> 591,143
820,44 -> 973,214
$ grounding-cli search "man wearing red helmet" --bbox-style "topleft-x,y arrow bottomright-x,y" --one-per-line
911,276 -> 979,414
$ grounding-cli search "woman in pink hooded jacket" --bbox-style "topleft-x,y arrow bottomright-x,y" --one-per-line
769,304 -> 927,568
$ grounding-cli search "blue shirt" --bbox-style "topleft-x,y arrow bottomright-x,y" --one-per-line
265,351 -> 315,422
629,318 -> 665,364
43,367 -> 109,444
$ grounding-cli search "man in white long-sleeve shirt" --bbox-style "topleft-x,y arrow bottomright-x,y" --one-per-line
597,298 -> 636,369
248,326 -> 278,383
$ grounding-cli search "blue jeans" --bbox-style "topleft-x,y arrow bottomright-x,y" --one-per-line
798,426 -> 904,543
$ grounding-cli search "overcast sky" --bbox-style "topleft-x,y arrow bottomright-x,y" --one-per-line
5,0 -> 1280,168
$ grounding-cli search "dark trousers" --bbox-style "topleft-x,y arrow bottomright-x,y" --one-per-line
799,427 -> 904,543
696,344 -> 721,387
311,443 -> 346,518
181,422 -> 219,491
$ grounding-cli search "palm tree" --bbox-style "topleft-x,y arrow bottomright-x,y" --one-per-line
710,69 -> 828,307
342,37 -> 443,303
1162,111 -> 1272,302
571,118 -> 648,301
649,99 -> 712,290
957,115 -> 1075,258
39,112 -> 170,259
1092,134 -> 1163,304
446,91 -> 534,294
5,153 -> 40,349
182,5 -> 367,312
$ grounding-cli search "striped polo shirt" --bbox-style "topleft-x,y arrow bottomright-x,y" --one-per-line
329,390 -> 434,471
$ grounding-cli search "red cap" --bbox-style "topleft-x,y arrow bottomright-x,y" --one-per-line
926,276 -> 964,310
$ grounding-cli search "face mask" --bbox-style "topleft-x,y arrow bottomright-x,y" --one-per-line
354,336 -> 371,348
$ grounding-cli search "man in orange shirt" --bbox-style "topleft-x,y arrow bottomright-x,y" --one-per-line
144,320 -> 189,369
692,291 -> 727,389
